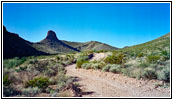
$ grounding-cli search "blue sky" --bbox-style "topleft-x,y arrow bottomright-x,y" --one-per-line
3,3 -> 170,48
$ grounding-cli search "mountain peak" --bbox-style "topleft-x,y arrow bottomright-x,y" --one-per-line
46,30 -> 58,40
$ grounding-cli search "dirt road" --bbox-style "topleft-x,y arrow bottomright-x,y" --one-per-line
65,53 -> 170,97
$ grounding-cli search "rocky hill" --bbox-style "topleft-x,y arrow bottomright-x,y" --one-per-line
3,26 -> 47,58
32,30 -> 79,54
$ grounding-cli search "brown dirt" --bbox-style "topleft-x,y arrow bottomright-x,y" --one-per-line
65,53 -> 170,97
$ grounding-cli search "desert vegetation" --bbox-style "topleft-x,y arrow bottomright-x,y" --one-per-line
3,55 -> 81,97
3,33 -> 170,97
76,33 -> 170,86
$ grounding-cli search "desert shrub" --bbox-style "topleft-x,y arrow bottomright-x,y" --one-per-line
161,50 -> 170,61
61,54 -> 76,65
85,63 -> 92,69
15,66 -> 27,72
91,63 -> 100,70
81,62 -> 105,70
56,55 -> 61,60
77,55 -> 89,61
3,74 -> 20,97
147,54 -> 160,64
95,50 -> 107,53
137,53 -> 144,58
50,92 -> 58,97
49,63 -> 73,90
22,87 -> 41,97
25,77 -> 49,90
28,59 -> 38,64
142,67 -> 157,79
76,60 -> 88,68
104,56 -> 113,64
130,68 -> 144,79
3,86 -> 20,97
62,61 -> 71,66
109,64 -> 121,73
139,62 -> 150,68
81,63 -> 89,69
130,52 -> 135,57
3,57 -> 26,69
157,64 -> 170,82
98,61 -> 107,69
3,74 -> 12,86
56,74 -> 73,90
161,50 -> 169,57
33,61 -> 49,72
102,65 -> 111,72
121,68 -> 130,76
76,55 -> 89,68
82,63 -> 93,69
44,68 -> 56,77
104,53 -> 125,64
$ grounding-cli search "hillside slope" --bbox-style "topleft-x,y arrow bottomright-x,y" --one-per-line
121,33 -> 170,52
62,40 -> 118,51
3,26 -> 47,58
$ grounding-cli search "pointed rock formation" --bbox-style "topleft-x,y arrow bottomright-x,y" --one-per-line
33,30 -> 79,54
46,30 -> 59,40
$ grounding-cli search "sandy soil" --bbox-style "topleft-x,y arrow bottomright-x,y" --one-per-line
90,53 -> 108,61
65,53 -> 170,97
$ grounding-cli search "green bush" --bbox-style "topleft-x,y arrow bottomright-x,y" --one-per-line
130,68 -> 143,79
104,53 -> 125,64
161,50 -> 170,61
56,56 -> 61,60
102,65 -> 111,72
44,68 -> 56,77
157,65 -> 170,82
81,63 -> 91,69
22,87 -> 41,97
28,59 -> 38,64
142,67 -> 157,79
33,60 -> 49,72
139,62 -> 150,68
3,74 -> 12,86
76,60 -> 88,68
93,63 -> 100,70
161,50 -> 169,56
25,77 -> 49,90
3,57 -> 26,69
109,64 -> 121,73
76,55 -> 89,68
147,54 -> 160,63
56,74 -> 73,90
121,68 -> 130,76
15,66 -> 27,72
137,53 -> 144,58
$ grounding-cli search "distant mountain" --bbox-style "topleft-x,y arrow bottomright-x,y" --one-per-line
3,26 -> 118,58
62,40 -> 118,51
3,26 -> 47,58
32,30 -> 79,54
